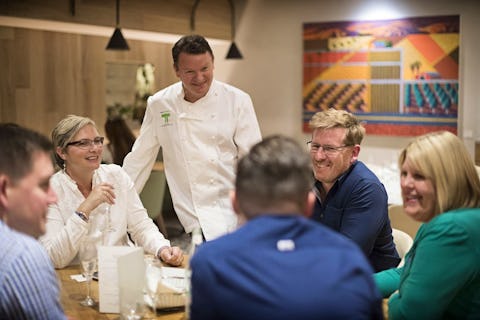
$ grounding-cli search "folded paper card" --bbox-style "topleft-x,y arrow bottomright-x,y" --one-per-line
98,246 -> 145,313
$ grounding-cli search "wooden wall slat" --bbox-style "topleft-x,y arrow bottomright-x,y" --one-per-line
0,27 -> 15,122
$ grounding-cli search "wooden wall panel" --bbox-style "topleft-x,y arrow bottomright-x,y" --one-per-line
476,142 -> 480,166
0,0 -> 231,40
0,25 -> 180,138
0,0 -> 234,137
0,27 -> 15,122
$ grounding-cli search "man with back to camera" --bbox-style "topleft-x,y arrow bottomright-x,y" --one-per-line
123,34 -> 262,241
0,123 -> 66,319
308,108 -> 400,272
189,135 -> 383,320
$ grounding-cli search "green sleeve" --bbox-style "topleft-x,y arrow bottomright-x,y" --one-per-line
374,267 -> 402,298
388,220 -> 473,320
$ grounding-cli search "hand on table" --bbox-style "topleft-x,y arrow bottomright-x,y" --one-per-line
159,246 -> 184,266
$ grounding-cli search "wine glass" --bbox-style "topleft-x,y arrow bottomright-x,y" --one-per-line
102,202 -> 116,233
88,211 -> 107,244
97,176 -> 116,233
145,258 -> 163,317
79,237 -> 98,307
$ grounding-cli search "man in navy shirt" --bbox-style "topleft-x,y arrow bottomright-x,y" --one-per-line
190,135 -> 382,320
308,108 -> 399,272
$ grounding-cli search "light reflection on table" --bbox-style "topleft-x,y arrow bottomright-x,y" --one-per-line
57,264 -> 185,320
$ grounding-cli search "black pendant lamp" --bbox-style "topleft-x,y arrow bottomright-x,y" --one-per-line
225,0 -> 242,59
106,0 -> 129,50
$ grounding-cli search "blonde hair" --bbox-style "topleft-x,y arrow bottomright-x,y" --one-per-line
309,108 -> 365,145
51,115 -> 96,168
399,131 -> 480,217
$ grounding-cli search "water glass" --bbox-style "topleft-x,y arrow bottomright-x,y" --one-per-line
145,258 -> 163,317
79,238 -> 98,307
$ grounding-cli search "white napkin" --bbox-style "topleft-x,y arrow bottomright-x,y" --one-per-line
70,274 -> 86,282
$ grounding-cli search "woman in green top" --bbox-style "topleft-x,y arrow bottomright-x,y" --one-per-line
374,131 -> 480,319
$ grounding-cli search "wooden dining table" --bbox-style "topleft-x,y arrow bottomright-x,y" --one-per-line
57,261 -> 388,319
57,264 -> 186,320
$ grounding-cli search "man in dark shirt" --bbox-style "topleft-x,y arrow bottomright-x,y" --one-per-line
190,135 -> 383,320
308,108 -> 400,272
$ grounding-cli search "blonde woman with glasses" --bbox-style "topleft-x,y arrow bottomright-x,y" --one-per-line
374,131 -> 480,319
40,115 -> 183,269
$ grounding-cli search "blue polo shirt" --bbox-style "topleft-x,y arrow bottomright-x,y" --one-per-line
312,160 -> 400,272
190,215 -> 383,320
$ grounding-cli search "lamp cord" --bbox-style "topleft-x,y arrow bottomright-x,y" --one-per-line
190,0 -> 201,33
228,0 -> 235,41
115,0 -> 120,27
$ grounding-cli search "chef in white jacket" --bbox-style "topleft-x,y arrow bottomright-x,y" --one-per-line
123,35 -> 261,241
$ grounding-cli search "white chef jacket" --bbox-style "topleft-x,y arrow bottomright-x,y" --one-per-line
123,80 -> 262,240
40,164 -> 170,269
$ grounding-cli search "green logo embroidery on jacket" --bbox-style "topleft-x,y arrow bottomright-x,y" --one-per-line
161,112 -> 171,124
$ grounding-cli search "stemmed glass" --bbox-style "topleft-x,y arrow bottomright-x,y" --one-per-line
79,237 -> 98,307
103,203 -> 115,233
145,258 -> 163,317
97,175 -> 115,233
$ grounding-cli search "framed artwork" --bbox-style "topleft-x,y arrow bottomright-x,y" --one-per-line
303,15 -> 459,136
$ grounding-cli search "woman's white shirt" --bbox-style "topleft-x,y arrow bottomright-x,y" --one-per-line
39,164 -> 170,268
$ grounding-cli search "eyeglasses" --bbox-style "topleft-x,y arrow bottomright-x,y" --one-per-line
306,141 -> 351,156
66,137 -> 104,149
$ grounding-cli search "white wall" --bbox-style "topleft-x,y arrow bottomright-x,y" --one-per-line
213,0 -> 480,167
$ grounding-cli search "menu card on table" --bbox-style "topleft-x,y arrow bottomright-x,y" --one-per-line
97,246 -> 145,313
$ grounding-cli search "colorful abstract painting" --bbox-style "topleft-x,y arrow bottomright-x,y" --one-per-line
303,15 -> 459,136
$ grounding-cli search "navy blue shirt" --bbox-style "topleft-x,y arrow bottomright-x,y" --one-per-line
190,215 -> 383,320
312,161 -> 400,272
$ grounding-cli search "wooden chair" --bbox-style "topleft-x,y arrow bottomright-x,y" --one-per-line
139,170 -> 168,238
388,204 -> 421,240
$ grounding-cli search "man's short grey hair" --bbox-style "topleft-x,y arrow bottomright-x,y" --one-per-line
235,135 -> 314,217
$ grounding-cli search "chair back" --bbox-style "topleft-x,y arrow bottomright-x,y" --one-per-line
139,170 -> 168,237
388,204 -> 421,239
392,228 -> 414,267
